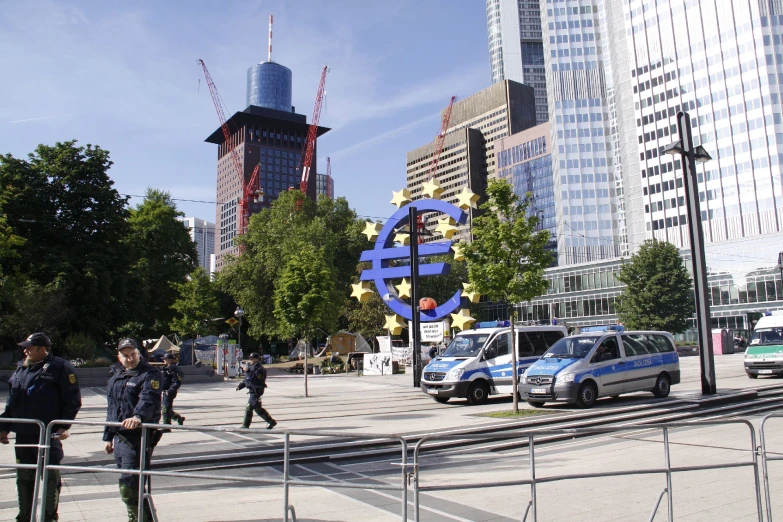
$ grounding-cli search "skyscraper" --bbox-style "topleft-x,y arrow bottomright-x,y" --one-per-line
540,3 -> 625,266
179,217 -> 215,273
486,0 -> 549,124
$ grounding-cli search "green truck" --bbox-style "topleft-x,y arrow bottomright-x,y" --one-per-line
744,312 -> 783,378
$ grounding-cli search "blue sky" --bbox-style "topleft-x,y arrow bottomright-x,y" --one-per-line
0,0 -> 491,223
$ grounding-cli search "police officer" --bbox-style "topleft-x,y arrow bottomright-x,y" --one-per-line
236,352 -> 276,429
161,353 -> 184,426
0,332 -> 82,522
103,338 -> 162,522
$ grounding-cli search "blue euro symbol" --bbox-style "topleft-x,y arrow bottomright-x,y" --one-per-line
359,199 -> 467,321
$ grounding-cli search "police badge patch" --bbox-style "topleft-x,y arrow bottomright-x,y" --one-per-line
68,374 -> 76,384
151,380 -> 160,390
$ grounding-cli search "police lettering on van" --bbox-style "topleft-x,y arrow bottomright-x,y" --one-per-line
420,322 -> 567,405
519,331 -> 680,408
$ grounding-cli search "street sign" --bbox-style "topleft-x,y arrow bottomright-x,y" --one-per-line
226,317 -> 238,327
421,322 -> 444,343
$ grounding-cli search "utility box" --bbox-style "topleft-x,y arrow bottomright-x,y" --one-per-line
712,328 -> 735,354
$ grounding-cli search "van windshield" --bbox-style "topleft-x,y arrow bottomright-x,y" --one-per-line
750,327 -> 783,346
442,334 -> 491,357
542,336 -> 600,359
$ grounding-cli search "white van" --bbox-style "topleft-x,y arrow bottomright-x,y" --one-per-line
744,312 -> 783,378
420,322 -> 567,405
519,330 -> 680,408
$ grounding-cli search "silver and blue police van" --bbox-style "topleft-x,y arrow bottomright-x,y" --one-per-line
519,329 -> 680,408
420,321 -> 567,405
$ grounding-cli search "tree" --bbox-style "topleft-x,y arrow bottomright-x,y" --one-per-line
344,291 -> 388,343
274,244 -> 338,397
170,268 -> 220,341
0,141 -> 131,345
125,188 -> 198,337
461,179 -> 553,412
616,240 -> 693,333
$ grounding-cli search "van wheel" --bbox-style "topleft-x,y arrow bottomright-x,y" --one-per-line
575,382 -> 597,408
467,381 -> 489,405
527,401 -> 545,408
433,397 -> 450,404
652,373 -> 671,398
748,373 -> 758,379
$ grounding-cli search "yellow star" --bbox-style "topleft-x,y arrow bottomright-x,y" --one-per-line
435,216 -> 459,239
363,221 -> 383,242
421,177 -> 444,200
452,242 -> 465,261
456,187 -> 480,210
390,188 -> 412,208
384,313 -> 407,336
350,281 -> 374,303
396,278 -> 411,299
462,282 -> 481,303
450,309 -> 476,331
394,231 -> 410,245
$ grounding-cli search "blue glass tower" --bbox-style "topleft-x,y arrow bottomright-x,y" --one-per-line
246,62 -> 292,112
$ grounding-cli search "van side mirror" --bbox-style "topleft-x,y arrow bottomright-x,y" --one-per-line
484,347 -> 497,360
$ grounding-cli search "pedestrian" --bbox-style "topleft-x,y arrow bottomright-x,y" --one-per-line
0,332 -> 82,522
236,352 -> 276,429
161,353 -> 184,426
103,338 -> 162,522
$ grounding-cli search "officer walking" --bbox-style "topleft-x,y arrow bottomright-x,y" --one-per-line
236,352 -> 276,429
161,353 -> 184,426
103,338 -> 162,522
0,332 -> 82,522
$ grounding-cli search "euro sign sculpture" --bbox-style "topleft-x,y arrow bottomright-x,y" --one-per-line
360,199 -> 467,321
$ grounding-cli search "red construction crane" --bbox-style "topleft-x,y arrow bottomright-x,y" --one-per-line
298,65 -> 329,193
198,59 -> 262,241
418,95 -> 457,242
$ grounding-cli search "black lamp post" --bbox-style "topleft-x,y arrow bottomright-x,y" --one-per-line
662,111 -> 716,395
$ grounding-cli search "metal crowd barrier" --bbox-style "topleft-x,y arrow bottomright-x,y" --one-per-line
412,419 -> 763,522
0,418 -> 47,522
759,413 -> 783,521
33,419 -> 409,522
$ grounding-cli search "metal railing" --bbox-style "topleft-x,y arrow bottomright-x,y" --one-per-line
0,418 -> 47,522
34,419 -> 409,522
759,413 -> 783,521
412,419 -> 763,522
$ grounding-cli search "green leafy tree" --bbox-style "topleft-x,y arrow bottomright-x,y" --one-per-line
0,141 -> 130,345
344,290 -> 388,344
616,240 -> 693,333
170,268 -> 220,341
125,188 -> 198,337
462,179 -> 553,412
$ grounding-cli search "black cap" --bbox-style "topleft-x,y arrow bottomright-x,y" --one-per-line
163,353 -> 176,361
18,332 -> 51,349
117,338 -> 139,351
249,352 -> 261,359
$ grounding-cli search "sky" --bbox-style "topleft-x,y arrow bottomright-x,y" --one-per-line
0,0 -> 491,224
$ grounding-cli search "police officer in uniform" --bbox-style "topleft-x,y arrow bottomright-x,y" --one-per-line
236,352 -> 276,429
0,332 -> 82,522
103,338 -> 162,522
161,353 -> 184,426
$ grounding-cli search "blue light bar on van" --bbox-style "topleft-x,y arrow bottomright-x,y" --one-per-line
476,320 -> 510,328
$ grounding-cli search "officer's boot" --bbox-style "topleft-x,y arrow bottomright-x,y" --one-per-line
15,469 -> 35,522
173,411 -> 185,425
119,483 -> 141,522
43,470 -> 62,522
257,406 -> 277,429
242,404 -> 254,428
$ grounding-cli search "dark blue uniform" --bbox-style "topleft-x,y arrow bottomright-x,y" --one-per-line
0,353 -> 81,522
104,359 -> 161,522
236,361 -> 276,428
161,364 -> 184,425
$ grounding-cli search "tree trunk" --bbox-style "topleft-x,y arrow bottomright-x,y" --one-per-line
510,308 -> 519,413
304,331 -> 309,398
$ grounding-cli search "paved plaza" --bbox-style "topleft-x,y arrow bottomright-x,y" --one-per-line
0,354 -> 781,521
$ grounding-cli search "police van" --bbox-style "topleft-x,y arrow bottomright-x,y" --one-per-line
519,330 -> 680,408
744,311 -> 783,378
420,322 -> 567,405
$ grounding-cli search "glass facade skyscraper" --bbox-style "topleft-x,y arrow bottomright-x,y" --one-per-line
246,62 -> 293,112
486,0 -> 549,123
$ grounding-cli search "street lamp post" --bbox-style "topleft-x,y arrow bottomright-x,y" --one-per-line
663,111 -> 716,395
408,205 -> 423,388
234,307 -> 245,352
